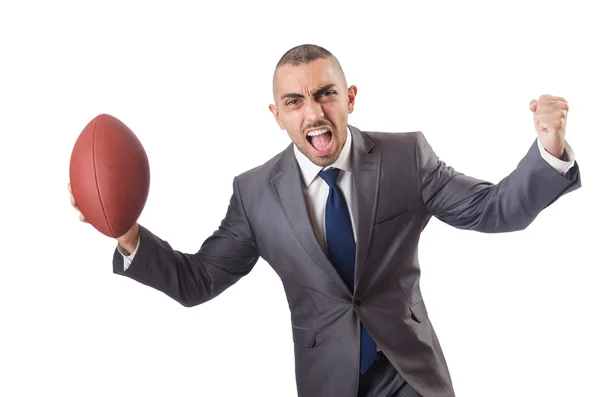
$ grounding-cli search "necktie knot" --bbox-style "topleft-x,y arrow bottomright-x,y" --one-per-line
318,168 -> 340,188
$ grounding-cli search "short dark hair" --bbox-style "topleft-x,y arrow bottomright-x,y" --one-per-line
276,44 -> 335,68
273,44 -> 347,92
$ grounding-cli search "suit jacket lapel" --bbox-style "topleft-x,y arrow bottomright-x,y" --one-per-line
348,125 -> 381,291
271,145 -> 351,297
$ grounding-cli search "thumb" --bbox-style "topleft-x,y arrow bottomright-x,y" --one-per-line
529,99 -> 538,112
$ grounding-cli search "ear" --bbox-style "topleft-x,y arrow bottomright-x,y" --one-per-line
269,104 -> 285,130
347,85 -> 357,114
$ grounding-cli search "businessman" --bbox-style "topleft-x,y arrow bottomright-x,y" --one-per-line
69,44 -> 581,396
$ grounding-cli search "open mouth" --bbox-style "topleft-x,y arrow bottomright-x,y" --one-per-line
306,128 -> 333,153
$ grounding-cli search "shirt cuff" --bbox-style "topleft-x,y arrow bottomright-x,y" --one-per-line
118,233 -> 140,271
537,137 -> 576,175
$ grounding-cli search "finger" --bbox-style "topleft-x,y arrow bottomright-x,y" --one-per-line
70,194 -> 77,208
547,97 -> 568,108
536,109 -> 567,120
79,212 -> 87,223
534,102 -> 568,115
68,183 -> 72,194
530,99 -> 538,112
539,95 -> 568,107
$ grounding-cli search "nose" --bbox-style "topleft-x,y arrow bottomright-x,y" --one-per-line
304,99 -> 324,122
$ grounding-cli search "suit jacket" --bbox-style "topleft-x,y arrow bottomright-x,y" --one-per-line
113,125 -> 581,397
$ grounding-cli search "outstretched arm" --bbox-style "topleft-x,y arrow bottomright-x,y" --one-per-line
113,176 -> 260,307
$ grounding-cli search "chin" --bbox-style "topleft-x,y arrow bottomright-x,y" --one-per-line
310,158 -> 335,167
309,150 -> 340,168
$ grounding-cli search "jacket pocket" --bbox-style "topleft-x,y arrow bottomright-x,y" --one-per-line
373,208 -> 411,228
292,326 -> 316,347
369,209 -> 412,262
409,299 -> 428,323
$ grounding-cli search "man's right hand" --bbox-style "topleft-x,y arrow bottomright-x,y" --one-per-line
68,182 -> 140,255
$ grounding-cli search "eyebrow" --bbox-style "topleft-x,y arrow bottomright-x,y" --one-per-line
280,83 -> 336,101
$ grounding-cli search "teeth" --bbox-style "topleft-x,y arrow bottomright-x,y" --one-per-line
307,128 -> 329,137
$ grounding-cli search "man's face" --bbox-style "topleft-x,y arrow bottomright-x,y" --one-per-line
269,58 -> 357,167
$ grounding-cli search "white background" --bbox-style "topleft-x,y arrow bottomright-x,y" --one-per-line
1,1 -> 598,396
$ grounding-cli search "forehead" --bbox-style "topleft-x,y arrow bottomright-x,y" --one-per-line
274,58 -> 343,96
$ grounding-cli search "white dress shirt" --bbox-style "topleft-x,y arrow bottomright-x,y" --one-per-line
293,127 -> 356,253
119,128 -> 576,271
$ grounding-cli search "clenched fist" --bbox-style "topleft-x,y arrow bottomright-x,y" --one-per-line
530,94 -> 569,158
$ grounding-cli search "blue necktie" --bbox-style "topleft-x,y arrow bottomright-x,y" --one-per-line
319,168 -> 377,375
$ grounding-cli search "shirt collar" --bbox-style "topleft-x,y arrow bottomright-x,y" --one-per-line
293,126 -> 353,187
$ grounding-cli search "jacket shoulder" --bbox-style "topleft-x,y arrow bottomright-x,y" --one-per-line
360,129 -> 422,152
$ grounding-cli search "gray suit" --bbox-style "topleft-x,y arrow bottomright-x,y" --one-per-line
113,126 -> 581,397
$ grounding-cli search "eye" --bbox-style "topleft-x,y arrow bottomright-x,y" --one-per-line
286,99 -> 298,106
317,91 -> 336,99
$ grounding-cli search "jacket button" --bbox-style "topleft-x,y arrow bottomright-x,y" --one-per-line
354,298 -> 363,308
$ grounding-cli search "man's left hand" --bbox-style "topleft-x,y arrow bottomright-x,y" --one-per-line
530,94 -> 569,158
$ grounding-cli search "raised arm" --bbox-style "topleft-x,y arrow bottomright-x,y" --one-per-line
415,130 -> 581,233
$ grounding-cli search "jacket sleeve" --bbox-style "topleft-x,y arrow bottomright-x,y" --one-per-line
112,176 -> 260,307
415,131 -> 581,232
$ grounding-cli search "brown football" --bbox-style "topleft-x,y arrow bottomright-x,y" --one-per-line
69,114 -> 150,238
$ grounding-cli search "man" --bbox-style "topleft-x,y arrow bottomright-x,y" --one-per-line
69,44 -> 581,396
